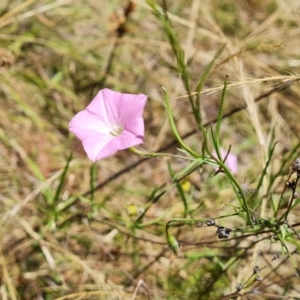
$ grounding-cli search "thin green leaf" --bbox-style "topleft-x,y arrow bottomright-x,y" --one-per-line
162,87 -> 199,158
134,184 -> 166,225
210,125 -> 221,160
57,196 -> 78,212
90,162 -> 97,202
52,152 -> 73,206
195,44 -> 226,112
168,162 -> 188,218
252,142 -> 277,212
173,158 -> 208,182
215,77 -> 228,151
270,195 -> 276,214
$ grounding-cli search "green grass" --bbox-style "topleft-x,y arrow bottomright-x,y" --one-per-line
1,0 -> 300,299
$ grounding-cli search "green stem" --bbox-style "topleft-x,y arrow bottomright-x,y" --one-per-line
278,235 -> 300,275
216,157 -> 254,228
130,147 -> 196,161
167,218 -> 208,227
162,87 -> 199,158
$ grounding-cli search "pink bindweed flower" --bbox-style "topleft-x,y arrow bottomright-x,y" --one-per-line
213,148 -> 238,174
69,88 -> 147,162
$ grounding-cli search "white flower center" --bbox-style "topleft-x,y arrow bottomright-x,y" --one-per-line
109,124 -> 123,136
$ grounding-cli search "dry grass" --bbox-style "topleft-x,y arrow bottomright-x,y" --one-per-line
1,0 -> 300,299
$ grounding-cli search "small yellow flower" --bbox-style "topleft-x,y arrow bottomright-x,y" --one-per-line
180,178 -> 191,192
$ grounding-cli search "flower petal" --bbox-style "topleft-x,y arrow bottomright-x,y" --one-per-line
81,134 -> 116,162
116,130 -> 144,149
86,89 -> 121,126
124,117 -> 145,138
86,131 -> 143,161
116,92 -> 147,125
69,110 -> 111,140
85,89 -> 147,132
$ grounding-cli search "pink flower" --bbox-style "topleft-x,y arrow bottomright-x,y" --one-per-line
213,148 -> 238,174
69,88 -> 147,162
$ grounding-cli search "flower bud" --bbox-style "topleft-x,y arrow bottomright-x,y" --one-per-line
166,232 -> 179,256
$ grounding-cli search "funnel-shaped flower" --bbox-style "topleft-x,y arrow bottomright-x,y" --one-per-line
69,88 -> 147,162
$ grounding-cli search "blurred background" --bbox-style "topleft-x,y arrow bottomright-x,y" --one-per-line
1,0 -> 300,299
